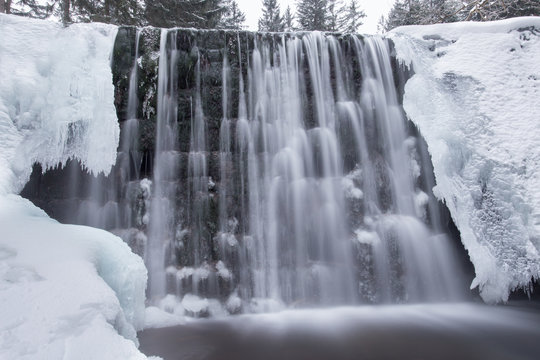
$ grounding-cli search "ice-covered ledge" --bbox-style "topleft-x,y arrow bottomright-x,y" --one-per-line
0,14 -> 149,359
389,17 -> 540,303
0,14 -> 119,195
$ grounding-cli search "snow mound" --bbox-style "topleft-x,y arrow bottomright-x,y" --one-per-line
0,14 -> 119,195
144,306 -> 185,329
390,17 -> 540,302
0,195 -> 148,359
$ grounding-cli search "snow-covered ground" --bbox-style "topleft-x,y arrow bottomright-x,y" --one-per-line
0,195 -> 148,359
390,17 -> 540,303
0,14 -> 150,359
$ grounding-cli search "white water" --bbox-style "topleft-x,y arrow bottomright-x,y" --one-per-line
152,31 -> 466,311
147,29 -> 181,302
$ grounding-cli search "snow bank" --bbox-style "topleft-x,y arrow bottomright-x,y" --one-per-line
0,195 -> 148,359
0,14 -> 119,195
0,14 -> 149,358
390,17 -> 540,302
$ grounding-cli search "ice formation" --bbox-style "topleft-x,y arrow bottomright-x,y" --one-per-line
390,17 -> 540,302
0,14 -> 148,358
0,14 -> 119,195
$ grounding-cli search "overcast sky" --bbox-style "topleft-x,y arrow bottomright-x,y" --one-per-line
236,0 -> 396,34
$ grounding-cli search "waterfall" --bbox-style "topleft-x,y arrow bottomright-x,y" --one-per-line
122,30 -> 142,182
152,30 -> 465,310
147,29 -> 181,301
22,28 -> 468,314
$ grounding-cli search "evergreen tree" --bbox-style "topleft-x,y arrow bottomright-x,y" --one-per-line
381,0 -> 458,31
8,0 -> 55,19
72,0 -> 144,25
283,5 -> 295,31
340,0 -> 366,33
258,0 -> 284,32
145,0 -> 225,28
6,0 -> 246,28
6,0 -> 144,25
381,0 -> 539,31
326,0 -> 343,32
219,0 -> 246,29
381,0 -> 406,31
296,0 -> 328,31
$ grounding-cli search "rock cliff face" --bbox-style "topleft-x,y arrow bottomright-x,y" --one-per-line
22,27 -> 470,315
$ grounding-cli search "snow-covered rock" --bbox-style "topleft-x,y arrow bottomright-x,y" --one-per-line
390,17 -> 540,303
0,14 -> 149,359
144,306 -> 185,329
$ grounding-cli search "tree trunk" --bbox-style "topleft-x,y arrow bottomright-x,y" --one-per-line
2,0 -> 12,14
104,0 -> 110,18
62,0 -> 70,24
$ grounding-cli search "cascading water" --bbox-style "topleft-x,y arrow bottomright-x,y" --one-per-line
22,28 -> 468,315
121,30 -> 142,182
152,30 -> 465,311
147,29 -> 181,301
236,33 -> 358,306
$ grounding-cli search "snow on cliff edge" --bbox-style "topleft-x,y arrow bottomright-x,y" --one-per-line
390,17 -> 540,303
0,14 -> 119,195
0,14 -> 149,359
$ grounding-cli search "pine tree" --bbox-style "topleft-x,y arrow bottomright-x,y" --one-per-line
326,0 -> 343,31
381,0 -> 455,31
8,0 -> 55,19
145,0 -> 225,29
339,0 -> 365,33
381,0 -> 408,31
283,5 -> 295,31
6,0 -> 144,25
74,0 -> 144,25
296,0 -> 328,31
380,0 -> 539,31
258,0 -> 284,32
219,0 -> 246,29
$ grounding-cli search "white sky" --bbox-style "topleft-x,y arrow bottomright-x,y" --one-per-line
236,0 -> 396,34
